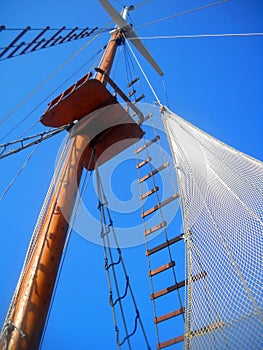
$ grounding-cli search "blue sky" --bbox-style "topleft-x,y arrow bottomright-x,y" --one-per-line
0,0 -> 262,349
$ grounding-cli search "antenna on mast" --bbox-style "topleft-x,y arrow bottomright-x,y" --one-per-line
99,0 -> 164,76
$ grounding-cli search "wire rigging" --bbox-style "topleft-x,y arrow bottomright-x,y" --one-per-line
131,32 -> 263,40
135,0 -> 230,30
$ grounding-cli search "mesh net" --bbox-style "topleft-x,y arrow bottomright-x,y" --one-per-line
162,108 -> 263,350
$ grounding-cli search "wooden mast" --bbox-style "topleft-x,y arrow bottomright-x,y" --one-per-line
1,2 -> 163,348
0,23 -> 124,350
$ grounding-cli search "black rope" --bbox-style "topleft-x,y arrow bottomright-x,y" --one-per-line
0,126 -> 67,160
110,276 -> 129,307
0,26 -> 112,61
95,151 -> 152,350
1,26 -> 110,31
105,248 -> 121,270
119,310 -> 140,347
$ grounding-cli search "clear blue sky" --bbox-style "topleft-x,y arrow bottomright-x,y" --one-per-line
0,0 -> 262,349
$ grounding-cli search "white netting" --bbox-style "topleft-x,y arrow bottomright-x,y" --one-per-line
162,108 -> 263,350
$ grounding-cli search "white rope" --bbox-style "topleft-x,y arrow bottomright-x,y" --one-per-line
135,0 -> 230,30
125,38 -> 162,105
130,33 -> 263,40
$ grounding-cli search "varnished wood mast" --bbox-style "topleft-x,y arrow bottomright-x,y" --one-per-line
0,30 -> 124,350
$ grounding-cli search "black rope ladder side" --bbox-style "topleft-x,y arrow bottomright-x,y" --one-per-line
94,151 -> 151,350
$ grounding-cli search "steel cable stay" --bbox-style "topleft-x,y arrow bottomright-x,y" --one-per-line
94,153 -> 151,350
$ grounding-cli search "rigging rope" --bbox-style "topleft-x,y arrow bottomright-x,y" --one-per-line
0,143 -> 40,201
125,38 -> 161,106
130,32 -> 263,40
0,26 -> 110,32
0,133 -> 72,336
135,120 -> 185,345
0,126 -> 67,159
0,21 -> 112,130
0,26 -> 113,61
0,45 -> 105,143
135,0 -> 230,30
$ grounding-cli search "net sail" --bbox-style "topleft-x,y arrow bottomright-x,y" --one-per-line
162,108 -> 263,349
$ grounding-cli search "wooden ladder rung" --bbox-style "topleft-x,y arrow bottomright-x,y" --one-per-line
136,157 -> 152,169
128,89 -> 136,97
138,162 -> 168,184
133,93 -> 145,103
127,76 -> 139,88
157,335 -> 184,349
144,221 -> 167,236
141,193 -> 179,218
149,260 -> 175,277
151,281 -> 185,300
154,307 -> 185,324
135,135 -> 160,154
151,271 -> 207,299
141,186 -> 159,200
146,233 -> 183,256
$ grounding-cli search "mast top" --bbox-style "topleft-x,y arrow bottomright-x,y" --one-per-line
99,0 -> 164,76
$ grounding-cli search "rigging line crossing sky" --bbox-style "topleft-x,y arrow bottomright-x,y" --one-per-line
130,32 -> 263,40
135,0 -> 231,29
125,39 -> 161,105
0,22 -> 112,130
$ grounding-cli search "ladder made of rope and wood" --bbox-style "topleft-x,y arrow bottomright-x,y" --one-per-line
135,119 -> 208,349
135,123 -> 186,349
